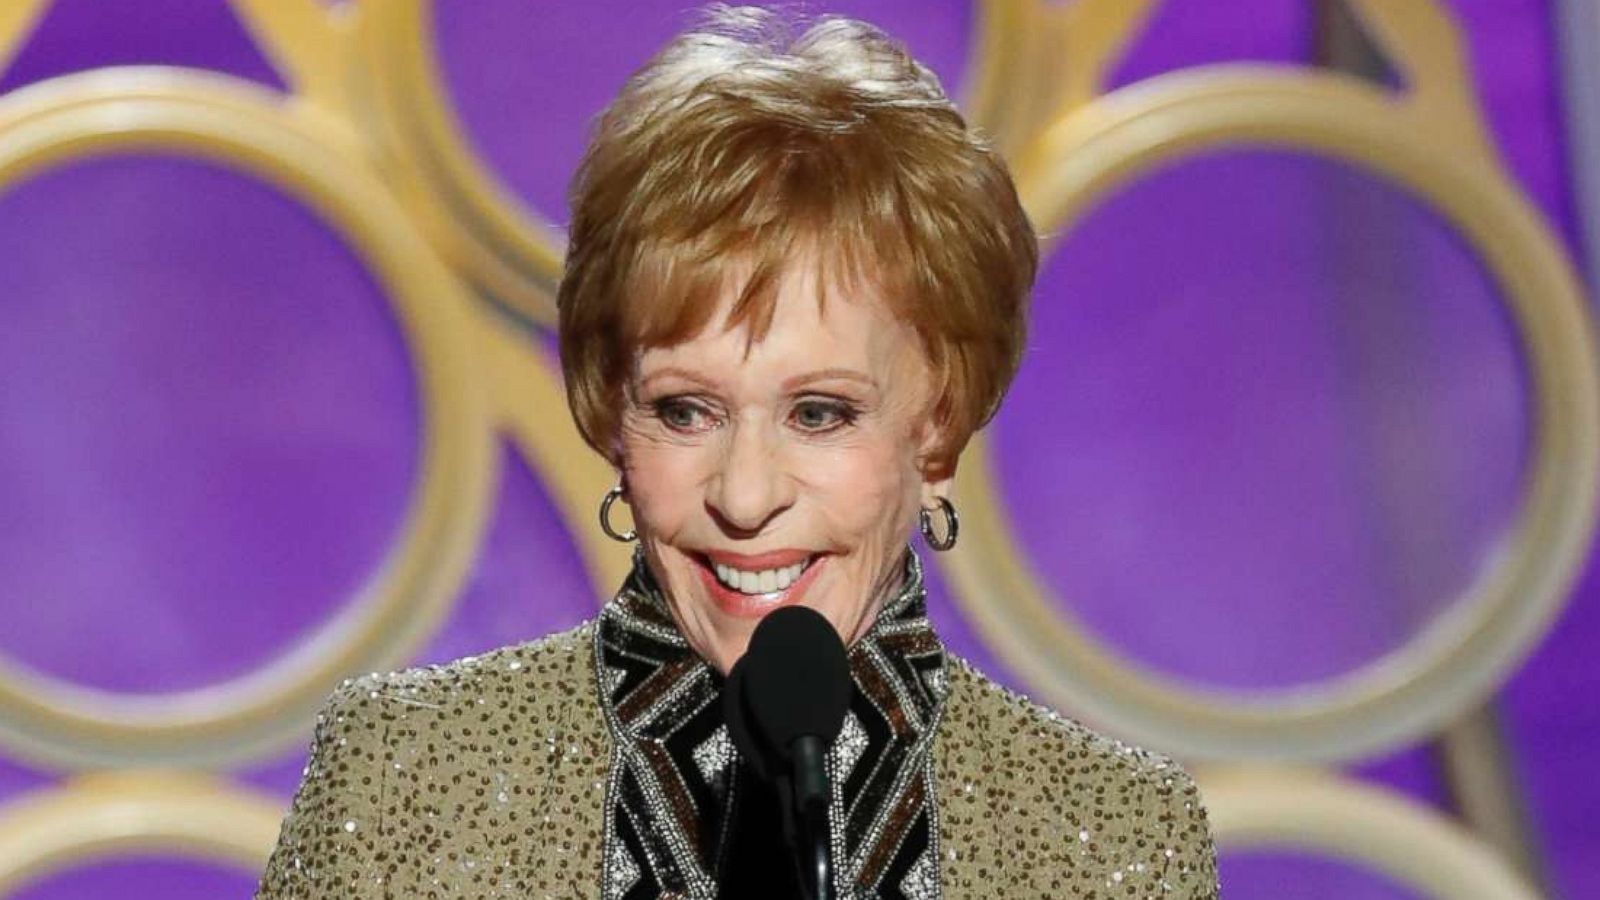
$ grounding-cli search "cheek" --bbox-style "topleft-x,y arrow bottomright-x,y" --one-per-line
619,428 -> 712,532
800,441 -> 922,538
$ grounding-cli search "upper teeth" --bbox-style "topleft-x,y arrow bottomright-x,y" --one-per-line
713,559 -> 810,595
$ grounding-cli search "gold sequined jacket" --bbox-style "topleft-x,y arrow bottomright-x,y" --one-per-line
255,553 -> 1219,899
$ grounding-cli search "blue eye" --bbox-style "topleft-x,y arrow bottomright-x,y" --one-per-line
791,399 -> 857,432
654,398 -> 716,432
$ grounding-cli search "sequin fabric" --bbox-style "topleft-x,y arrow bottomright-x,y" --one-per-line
595,548 -> 947,899
252,624 -> 612,899
933,659 -> 1220,897
255,551 -> 1219,899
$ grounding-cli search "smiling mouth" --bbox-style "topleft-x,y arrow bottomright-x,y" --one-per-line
706,555 -> 817,595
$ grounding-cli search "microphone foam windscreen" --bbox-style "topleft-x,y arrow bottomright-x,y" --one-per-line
737,605 -> 852,757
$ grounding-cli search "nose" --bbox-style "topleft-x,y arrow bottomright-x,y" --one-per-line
706,417 -> 794,535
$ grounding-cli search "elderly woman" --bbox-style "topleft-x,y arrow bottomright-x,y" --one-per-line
255,7 -> 1218,899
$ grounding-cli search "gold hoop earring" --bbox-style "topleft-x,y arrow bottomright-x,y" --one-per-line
599,485 -> 637,543
919,496 -> 958,551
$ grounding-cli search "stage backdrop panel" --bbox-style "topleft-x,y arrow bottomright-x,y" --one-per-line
0,2 -> 1592,899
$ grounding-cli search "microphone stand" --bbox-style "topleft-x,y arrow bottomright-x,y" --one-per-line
787,736 -> 834,900
720,608 -> 848,900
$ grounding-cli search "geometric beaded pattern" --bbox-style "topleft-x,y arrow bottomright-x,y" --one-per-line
593,548 -> 950,899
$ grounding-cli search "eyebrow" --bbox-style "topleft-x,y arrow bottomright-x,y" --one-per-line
637,366 -> 877,392
638,367 -> 720,390
782,368 -> 877,391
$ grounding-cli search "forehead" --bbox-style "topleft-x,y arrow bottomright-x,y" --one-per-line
634,258 -> 921,379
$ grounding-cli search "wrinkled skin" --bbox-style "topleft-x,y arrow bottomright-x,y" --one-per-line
616,259 -> 952,673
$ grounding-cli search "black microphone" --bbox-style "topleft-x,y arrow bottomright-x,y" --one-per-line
724,606 -> 851,900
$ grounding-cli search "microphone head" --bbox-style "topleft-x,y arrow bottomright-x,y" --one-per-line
723,605 -> 852,779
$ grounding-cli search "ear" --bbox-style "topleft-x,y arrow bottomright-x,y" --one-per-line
604,422 -> 629,484
913,414 -> 958,496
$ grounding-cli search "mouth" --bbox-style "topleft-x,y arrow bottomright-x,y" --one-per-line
709,555 -> 814,594
689,550 -> 825,618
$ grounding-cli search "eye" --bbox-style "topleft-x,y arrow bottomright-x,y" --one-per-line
790,398 -> 858,432
653,397 -> 719,432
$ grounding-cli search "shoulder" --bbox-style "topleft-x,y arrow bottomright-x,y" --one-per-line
310,621 -> 607,768
256,622 -> 609,899
937,654 -> 1193,791
934,656 -> 1219,899
298,618 -> 605,777
339,620 -> 600,724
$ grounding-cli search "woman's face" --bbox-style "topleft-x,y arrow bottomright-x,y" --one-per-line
617,260 -> 949,673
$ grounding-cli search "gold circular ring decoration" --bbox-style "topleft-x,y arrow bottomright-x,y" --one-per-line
945,69 -> 1600,761
359,0 -> 565,327
1201,767 -> 1541,899
0,771 -> 283,894
0,68 -> 494,769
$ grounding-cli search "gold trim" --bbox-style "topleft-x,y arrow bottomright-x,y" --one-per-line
1439,703 -> 1549,889
0,0 -> 49,80
355,0 -> 565,327
1200,766 -> 1541,899
0,68 -> 493,768
474,306 -> 633,594
944,0 -> 1600,760
0,771 -> 282,893
226,0 -> 359,118
964,0 -> 1159,156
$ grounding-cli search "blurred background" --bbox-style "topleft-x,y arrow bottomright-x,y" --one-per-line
0,0 -> 1597,897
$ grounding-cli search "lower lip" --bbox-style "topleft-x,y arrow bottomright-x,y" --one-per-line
694,555 -> 827,619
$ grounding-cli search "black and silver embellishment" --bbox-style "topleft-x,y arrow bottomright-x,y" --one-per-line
595,549 -> 948,899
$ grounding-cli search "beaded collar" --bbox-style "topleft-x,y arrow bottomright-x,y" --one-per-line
594,547 -> 949,899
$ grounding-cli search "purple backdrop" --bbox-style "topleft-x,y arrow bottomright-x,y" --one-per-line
0,1 -> 1590,898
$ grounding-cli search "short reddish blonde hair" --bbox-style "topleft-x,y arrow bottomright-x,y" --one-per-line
557,5 -> 1036,471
